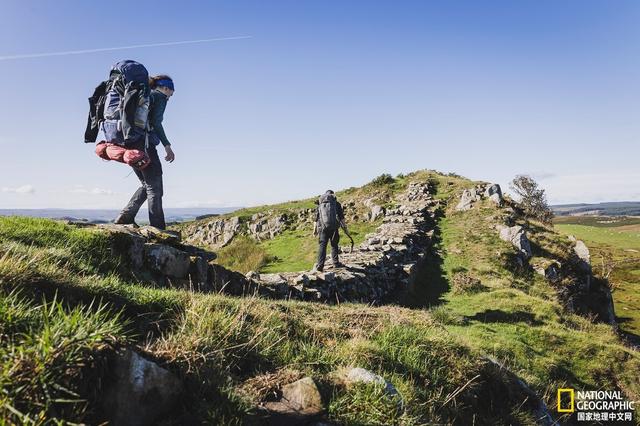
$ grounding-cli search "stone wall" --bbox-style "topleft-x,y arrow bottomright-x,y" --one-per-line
100,181 -> 438,305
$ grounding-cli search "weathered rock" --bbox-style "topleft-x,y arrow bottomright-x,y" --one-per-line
246,270 -> 261,280
144,243 -> 191,278
343,367 -> 400,400
574,240 -> 592,273
188,256 -> 209,290
126,233 -> 146,270
262,377 -> 324,424
483,357 -> 555,426
497,225 -> 532,260
534,260 -> 561,282
249,214 -> 287,240
101,349 -> 183,426
368,205 -> 386,222
484,183 -> 503,204
282,377 -> 323,413
184,216 -> 240,248
456,183 -> 503,211
456,188 -> 480,211
139,226 -> 182,244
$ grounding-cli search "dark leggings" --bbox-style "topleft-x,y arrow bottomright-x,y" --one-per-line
317,227 -> 340,269
119,141 -> 165,229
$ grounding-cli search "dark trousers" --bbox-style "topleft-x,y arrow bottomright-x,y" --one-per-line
317,227 -> 340,269
119,141 -> 166,229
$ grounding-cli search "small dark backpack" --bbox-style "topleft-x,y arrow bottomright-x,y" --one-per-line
84,60 -> 150,146
318,193 -> 338,230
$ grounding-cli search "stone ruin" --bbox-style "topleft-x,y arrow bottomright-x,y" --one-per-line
95,181 -> 439,305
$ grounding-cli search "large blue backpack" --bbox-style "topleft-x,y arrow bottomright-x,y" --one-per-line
84,60 -> 150,146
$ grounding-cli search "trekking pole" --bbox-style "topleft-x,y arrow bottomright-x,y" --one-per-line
341,223 -> 355,253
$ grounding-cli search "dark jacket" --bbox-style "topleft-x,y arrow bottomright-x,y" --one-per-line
149,90 -> 171,147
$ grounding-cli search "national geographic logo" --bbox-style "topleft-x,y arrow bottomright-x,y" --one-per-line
557,388 -> 575,413
557,388 -> 636,422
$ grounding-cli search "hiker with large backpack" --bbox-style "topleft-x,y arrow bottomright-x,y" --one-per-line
114,74 -> 175,229
312,190 -> 348,272
84,60 -> 175,229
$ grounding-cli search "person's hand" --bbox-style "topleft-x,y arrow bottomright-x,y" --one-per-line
313,224 -> 318,236
164,145 -> 175,163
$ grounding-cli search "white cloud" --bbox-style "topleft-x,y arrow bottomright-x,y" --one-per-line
69,185 -> 116,196
1,184 -> 35,194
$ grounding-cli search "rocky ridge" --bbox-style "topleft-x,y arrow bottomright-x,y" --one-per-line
455,185 -> 617,326
95,181 -> 438,304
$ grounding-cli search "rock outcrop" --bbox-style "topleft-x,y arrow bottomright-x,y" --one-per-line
101,349 -> 183,426
497,224 -> 533,262
456,183 -> 503,211
560,239 -> 616,325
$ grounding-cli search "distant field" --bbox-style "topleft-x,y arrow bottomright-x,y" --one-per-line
553,201 -> 640,216
554,216 -> 640,337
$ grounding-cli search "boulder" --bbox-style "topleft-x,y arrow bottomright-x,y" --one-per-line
497,225 -> 532,259
262,377 -> 324,424
101,349 -> 183,426
534,260 -> 561,282
484,184 -> 503,204
574,240 -> 592,273
188,256 -> 209,290
456,188 -> 480,211
342,367 -> 400,400
144,243 -> 191,278
127,233 -> 146,270
368,205 -> 386,222
281,377 -> 323,413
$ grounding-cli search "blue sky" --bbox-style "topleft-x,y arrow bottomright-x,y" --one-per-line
0,0 -> 638,209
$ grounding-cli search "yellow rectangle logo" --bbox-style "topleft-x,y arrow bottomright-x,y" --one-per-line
557,388 -> 575,413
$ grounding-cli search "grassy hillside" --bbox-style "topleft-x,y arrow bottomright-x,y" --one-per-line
555,216 -> 640,338
1,171 -> 639,425
178,171 -> 430,273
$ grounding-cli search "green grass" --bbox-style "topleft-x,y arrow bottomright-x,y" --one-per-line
0,215 -> 539,424
0,290 -> 127,424
555,217 -> 640,337
420,194 -> 640,424
259,220 -> 381,273
2,173 -> 640,425
214,219 -> 382,273
214,236 -> 271,274
259,229 -> 317,272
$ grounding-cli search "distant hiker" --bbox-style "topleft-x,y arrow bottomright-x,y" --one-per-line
114,74 -> 176,229
313,190 -> 348,272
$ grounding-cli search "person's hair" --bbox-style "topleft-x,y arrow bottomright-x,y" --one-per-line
149,74 -> 173,89
326,190 -> 334,194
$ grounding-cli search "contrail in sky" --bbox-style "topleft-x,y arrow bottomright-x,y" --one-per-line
0,36 -> 252,61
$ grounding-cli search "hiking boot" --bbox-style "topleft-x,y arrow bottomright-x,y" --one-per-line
333,262 -> 344,268
311,264 -> 324,273
114,214 -> 138,227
